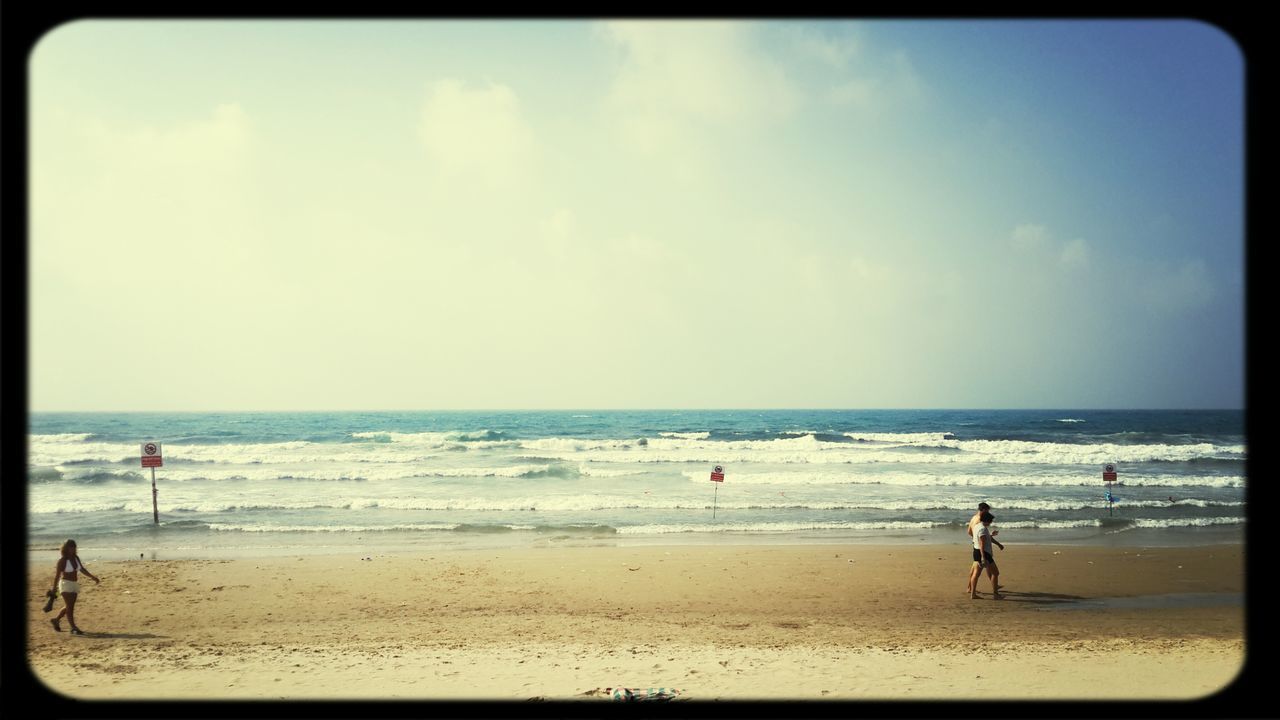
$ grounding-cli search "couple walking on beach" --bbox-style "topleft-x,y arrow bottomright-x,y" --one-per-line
966,502 -> 1004,600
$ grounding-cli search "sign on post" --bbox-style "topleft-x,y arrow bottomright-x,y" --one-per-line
710,465 -> 724,518
1102,463 -> 1117,517
142,442 -> 164,468
141,442 -> 163,524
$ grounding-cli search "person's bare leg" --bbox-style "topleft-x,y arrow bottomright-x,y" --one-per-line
987,565 -> 1002,599
52,593 -> 73,631
64,592 -> 81,632
969,562 -> 982,598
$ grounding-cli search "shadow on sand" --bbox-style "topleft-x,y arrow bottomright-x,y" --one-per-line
974,590 -> 1086,605
74,631 -> 168,640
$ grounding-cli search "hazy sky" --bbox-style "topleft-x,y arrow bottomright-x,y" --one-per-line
28,19 -> 1245,411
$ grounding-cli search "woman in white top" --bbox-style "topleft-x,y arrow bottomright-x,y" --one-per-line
968,513 -> 1004,600
50,539 -> 100,635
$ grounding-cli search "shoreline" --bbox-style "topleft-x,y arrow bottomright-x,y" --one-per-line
26,542 -> 1245,701
26,524 -> 1246,563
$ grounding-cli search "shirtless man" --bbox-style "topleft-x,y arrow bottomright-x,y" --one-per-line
964,503 -> 1003,592
966,502 -> 991,539
969,511 -> 1005,600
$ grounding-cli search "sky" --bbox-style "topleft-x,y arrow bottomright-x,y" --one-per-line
27,19 -> 1245,411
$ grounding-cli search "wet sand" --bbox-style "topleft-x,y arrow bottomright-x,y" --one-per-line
25,543 -> 1245,701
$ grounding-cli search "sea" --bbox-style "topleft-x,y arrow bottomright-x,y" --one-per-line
26,409 -> 1246,560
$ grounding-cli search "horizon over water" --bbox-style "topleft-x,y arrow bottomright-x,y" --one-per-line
27,409 -> 1245,560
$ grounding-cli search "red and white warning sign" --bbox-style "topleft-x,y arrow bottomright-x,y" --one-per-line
710,465 -> 724,482
1102,463 -> 1117,482
141,442 -> 163,468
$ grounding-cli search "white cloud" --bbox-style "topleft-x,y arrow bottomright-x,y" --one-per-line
822,45 -> 926,113
1011,223 -> 1053,252
827,78 -> 880,109
538,208 -> 577,259
30,103 -> 257,269
792,24 -> 860,69
1140,259 -> 1216,312
599,20 -> 798,153
1059,238 -> 1090,270
102,103 -> 250,173
419,78 -> 535,182
890,50 -> 926,102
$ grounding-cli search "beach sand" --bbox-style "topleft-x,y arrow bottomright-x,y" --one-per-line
25,543 -> 1245,701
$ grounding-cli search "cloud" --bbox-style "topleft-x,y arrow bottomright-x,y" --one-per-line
1011,223 -> 1053,252
826,78 -> 880,109
419,78 -> 535,182
599,20 -> 798,153
30,103 -> 257,268
1140,259 -> 1216,312
1059,238 -> 1091,270
889,50 -> 926,102
107,103 -> 250,172
822,45 -> 926,113
538,208 -> 577,259
48,103 -> 252,196
791,24 -> 861,69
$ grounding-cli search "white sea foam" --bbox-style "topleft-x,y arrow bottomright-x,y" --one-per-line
27,492 -> 1247,516
616,520 -> 945,534
678,470 -> 1246,488
205,522 -> 460,533
185,515 -> 1255,535
990,516 -> 1245,530
842,432 -> 955,443
1128,516 -> 1245,529
518,437 -> 1243,466
577,463 -> 647,478
30,433 -> 95,442
351,430 -> 506,444
28,430 -> 1246,469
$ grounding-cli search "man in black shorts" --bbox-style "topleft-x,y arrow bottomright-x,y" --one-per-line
962,502 -> 1003,591
969,511 -> 1005,599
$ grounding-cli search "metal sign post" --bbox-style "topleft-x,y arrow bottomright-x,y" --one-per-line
710,465 -> 725,518
142,442 -> 164,525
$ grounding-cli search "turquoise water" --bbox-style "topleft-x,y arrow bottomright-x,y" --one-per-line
27,409 -> 1245,557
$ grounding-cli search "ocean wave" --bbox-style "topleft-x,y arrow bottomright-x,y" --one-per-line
518,437 -> 1244,466
351,429 -> 507,443
25,492 -> 1247,516
678,470 -> 1246,488
576,463 -> 647,478
616,516 -> 1245,535
994,516 -> 1245,530
30,433 -> 95,442
616,520 -> 947,534
454,523 -> 617,535
842,432 -> 957,443
205,522 -> 460,533
200,521 -> 619,534
28,432 -> 1246,468
29,468 -> 145,484
27,456 -> 1243,488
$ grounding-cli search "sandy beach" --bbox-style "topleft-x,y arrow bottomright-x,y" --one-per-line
25,543 -> 1245,702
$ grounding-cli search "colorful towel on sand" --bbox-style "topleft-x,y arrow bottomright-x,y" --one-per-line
591,687 -> 682,702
